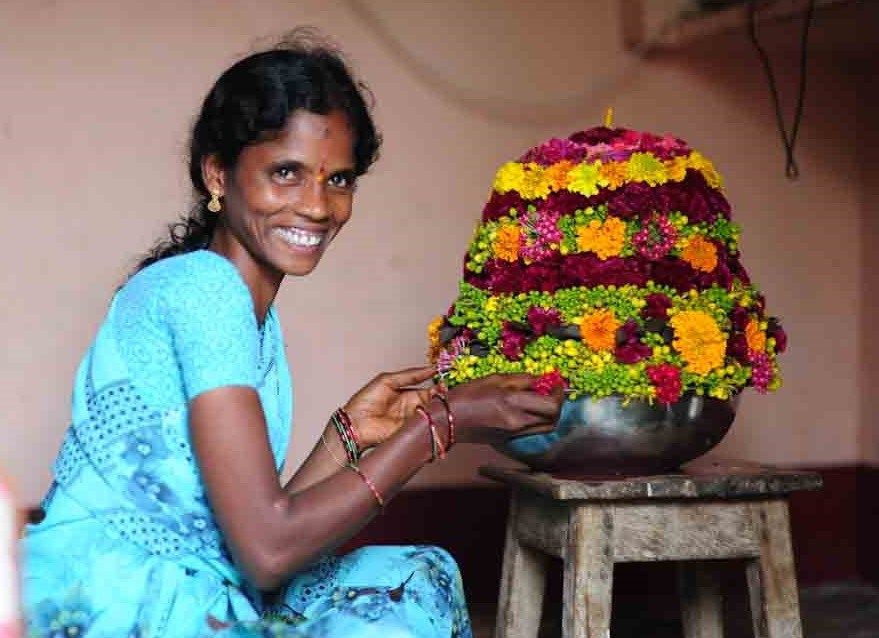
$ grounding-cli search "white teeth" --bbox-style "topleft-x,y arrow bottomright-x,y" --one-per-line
275,227 -> 324,248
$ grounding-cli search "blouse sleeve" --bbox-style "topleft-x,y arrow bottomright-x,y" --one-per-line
161,254 -> 261,401
114,252 -> 261,405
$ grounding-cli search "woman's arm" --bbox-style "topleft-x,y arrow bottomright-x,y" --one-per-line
190,375 -> 561,591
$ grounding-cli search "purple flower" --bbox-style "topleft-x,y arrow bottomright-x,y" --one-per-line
615,341 -> 652,364
527,307 -> 562,336
482,191 -> 525,222
520,137 -> 588,165
642,293 -> 672,321
500,322 -> 529,360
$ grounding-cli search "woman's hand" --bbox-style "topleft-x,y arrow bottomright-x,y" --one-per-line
343,366 -> 436,449
445,374 -> 564,446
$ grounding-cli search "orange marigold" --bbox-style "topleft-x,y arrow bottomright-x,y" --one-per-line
576,216 -> 626,260
680,235 -> 717,272
580,309 -> 621,352
427,316 -> 444,362
544,160 -> 574,192
598,161 -> 627,190
493,224 -> 521,262
745,318 -> 766,353
665,156 -> 689,182
669,311 -> 725,375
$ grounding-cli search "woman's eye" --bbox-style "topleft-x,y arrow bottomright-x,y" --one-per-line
328,173 -> 356,190
274,166 -> 301,183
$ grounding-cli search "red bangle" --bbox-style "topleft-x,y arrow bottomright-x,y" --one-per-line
434,392 -> 455,448
351,466 -> 384,508
415,405 -> 446,461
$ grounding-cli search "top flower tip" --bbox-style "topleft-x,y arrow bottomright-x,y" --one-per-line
518,127 -> 693,166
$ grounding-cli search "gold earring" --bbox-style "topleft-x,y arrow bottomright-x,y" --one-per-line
207,192 -> 222,213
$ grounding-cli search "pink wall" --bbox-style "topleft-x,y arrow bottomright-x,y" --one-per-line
0,1 -> 874,504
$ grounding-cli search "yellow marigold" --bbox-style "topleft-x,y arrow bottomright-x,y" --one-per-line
625,152 -> 667,186
745,318 -> 766,353
493,224 -> 521,261
598,161 -> 627,190
580,309 -> 621,352
427,315 -> 443,362
576,216 -> 626,260
665,156 -> 689,182
520,163 -> 551,200
544,160 -> 574,192
687,152 -> 723,189
568,161 -> 602,197
669,311 -> 726,375
680,235 -> 718,272
492,161 -> 526,194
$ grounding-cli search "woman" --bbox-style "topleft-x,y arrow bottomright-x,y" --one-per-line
23,35 -> 562,637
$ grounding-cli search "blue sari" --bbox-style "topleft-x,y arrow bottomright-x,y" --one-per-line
23,250 -> 472,637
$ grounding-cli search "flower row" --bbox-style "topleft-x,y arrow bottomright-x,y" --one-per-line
492,151 -> 723,201
466,206 -> 740,272
429,281 -> 785,403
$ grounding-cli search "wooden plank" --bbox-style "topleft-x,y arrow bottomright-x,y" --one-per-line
495,493 -> 548,638
746,500 -> 804,638
480,462 -> 822,502
514,490 -> 568,558
612,501 -> 759,562
564,505 -> 614,638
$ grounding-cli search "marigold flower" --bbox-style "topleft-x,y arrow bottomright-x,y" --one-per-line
669,310 -> 725,374
520,163 -> 551,199
543,160 -> 574,192
492,162 -> 527,194
576,216 -> 626,260
688,152 -> 723,189
568,161 -> 602,197
745,318 -> 766,353
427,316 -> 444,362
598,161 -> 627,190
493,224 -> 521,262
680,235 -> 718,272
665,156 -> 689,182
580,309 -> 622,351
625,152 -> 667,186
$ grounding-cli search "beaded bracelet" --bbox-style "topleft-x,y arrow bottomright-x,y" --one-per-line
350,465 -> 384,508
415,405 -> 446,461
433,392 -> 456,449
330,408 -> 360,466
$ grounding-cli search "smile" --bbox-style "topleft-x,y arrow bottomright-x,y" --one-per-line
273,227 -> 326,248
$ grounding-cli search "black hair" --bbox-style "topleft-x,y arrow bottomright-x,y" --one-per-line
135,30 -> 381,272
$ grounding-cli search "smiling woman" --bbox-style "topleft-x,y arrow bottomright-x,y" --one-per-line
20,30 -> 562,637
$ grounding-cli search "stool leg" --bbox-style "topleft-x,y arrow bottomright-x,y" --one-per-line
495,496 -> 548,638
746,500 -> 804,638
564,505 -> 613,638
678,561 -> 725,638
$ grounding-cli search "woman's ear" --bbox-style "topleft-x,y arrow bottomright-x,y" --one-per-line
201,154 -> 226,197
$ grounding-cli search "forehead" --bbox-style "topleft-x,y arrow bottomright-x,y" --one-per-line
247,109 -> 355,168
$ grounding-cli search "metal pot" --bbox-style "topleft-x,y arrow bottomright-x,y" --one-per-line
496,392 -> 737,475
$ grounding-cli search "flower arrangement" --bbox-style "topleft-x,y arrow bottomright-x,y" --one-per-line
428,126 -> 786,405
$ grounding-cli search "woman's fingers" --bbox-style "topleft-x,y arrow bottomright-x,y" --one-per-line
381,366 -> 437,391
506,390 -> 564,421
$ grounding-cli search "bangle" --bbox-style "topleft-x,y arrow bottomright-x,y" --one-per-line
415,405 -> 446,461
336,407 -> 363,451
433,392 -> 455,449
320,431 -> 349,469
331,408 -> 361,465
350,466 -> 384,508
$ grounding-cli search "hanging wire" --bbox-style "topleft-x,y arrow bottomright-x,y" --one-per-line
747,0 -> 816,179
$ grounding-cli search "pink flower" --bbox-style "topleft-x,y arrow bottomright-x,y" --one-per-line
520,137 -> 588,165
616,341 -> 652,364
748,351 -> 772,393
527,307 -> 562,336
647,363 -> 683,405
568,127 -> 620,146
532,370 -> 568,396
648,257 -> 699,293
500,322 -> 529,360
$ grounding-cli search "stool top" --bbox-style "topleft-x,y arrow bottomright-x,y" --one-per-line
479,458 -> 823,501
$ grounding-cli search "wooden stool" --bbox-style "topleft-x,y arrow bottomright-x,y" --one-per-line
481,459 -> 822,638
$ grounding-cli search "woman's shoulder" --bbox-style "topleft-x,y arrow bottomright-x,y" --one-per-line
120,250 -> 251,308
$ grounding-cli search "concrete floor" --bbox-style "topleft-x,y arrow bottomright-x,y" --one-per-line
470,583 -> 879,637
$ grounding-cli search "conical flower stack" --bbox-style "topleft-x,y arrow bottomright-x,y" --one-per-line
429,126 -> 786,404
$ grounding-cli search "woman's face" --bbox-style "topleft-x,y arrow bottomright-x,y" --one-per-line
209,109 -> 357,278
